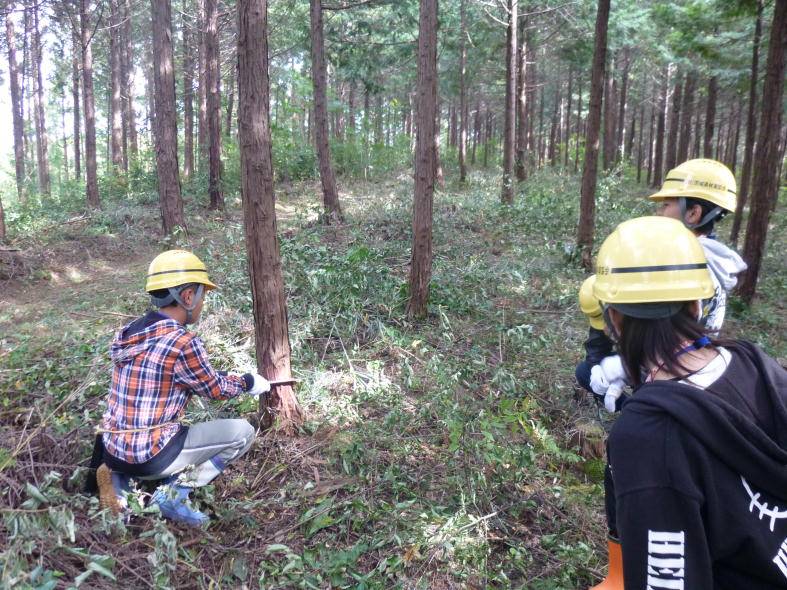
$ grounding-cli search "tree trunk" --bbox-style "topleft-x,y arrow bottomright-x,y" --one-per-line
0,195 -> 5,243
574,75 -> 582,172
151,0 -> 185,231
182,7 -> 195,179
731,0 -> 763,246
32,3 -> 50,196
515,17 -> 528,181
309,0 -> 342,221
197,0 -> 207,163
652,66 -> 669,187
225,60 -> 236,136
636,102 -> 645,182
72,31 -> 81,181
677,70 -> 696,163
206,0 -> 223,209
665,70 -> 682,171
730,100 -> 742,173
109,0 -> 124,170
122,0 -> 138,161
6,12 -> 26,201
347,81 -> 356,140
81,0 -> 100,208
537,83 -> 545,167
237,0 -> 303,434
471,100 -> 480,165
458,0 -> 468,183
408,0 -> 438,318
646,87 -> 656,185
501,0 -> 517,203
578,0 -> 610,270
60,91 -> 69,181
602,64 -> 617,170
615,51 -> 630,161
703,76 -> 718,157
738,0 -> 786,304
548,81 -> 560,167
564,66 -> 573,168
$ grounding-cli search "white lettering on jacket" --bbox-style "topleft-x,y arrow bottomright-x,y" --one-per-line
741,476 -> 787,532
773,538 -> 787,580
647,530 -> 685,589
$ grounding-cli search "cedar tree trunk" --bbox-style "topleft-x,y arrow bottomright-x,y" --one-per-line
81,0 -> 100,208
501,0 -> 517,203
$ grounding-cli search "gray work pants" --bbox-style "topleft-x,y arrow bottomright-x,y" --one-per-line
140,419 -> 255,487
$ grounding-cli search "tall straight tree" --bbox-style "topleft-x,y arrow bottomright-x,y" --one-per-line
677,70 -> 696,163
151,0 -> 185,232
408,0 -> 438,318
651,66 -> 669,187
501,0 -> 517,203
121,0 -> 138,161
182,6 -> 195,179
665,71 -> 682,171
309,0 -> 342,221
31,2 -> 50,196
108,0 -> 124,169
738,0 -> 786,304
515,18 -> 529,180
703,75 -> 718,157
6,10 -> 26,201
458,0 -> 468,183
731,0 -> 763,246
80,0 -> 99,208
206,0 -> 223,209
237,0 -> 303,433
71,31 -> 81,180
577,0 -> 610,270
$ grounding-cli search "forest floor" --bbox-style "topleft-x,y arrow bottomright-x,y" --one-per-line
1,168 -> 784,589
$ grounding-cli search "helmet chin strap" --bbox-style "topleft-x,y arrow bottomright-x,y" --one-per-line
679,197 -> 722,231
169,284 -> 205,324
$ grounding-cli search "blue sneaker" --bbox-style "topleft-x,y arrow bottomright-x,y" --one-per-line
150,484 -> 209,527
97,464 -> 132,515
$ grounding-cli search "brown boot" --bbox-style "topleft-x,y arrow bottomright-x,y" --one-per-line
590,537 -> 623,589
96,463 -> 128,515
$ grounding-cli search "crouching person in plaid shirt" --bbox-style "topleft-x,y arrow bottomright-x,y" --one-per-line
95,250 -> 270,526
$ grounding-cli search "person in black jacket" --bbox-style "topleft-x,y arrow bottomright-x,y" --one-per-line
591,216 -> 787,589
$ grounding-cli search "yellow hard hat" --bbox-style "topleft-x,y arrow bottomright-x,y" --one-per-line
649,158 -> 736,212
579,276 -> 605,330
593,217 -> 714,306
145,250 -> 217,292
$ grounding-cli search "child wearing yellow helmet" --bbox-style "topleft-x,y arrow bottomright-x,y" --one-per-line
591,217 -> 787,589
91,250 -> 270,527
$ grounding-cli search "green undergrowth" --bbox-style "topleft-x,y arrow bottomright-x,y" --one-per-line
1,167 -> 784,589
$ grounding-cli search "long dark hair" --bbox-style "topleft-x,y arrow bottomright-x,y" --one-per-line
617,303 -> 709,386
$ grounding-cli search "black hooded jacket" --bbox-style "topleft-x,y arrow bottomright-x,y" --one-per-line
608,341 -> 787,589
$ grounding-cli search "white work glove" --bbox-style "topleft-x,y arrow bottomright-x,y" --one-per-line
604,382 -> 625,414
590,355 -> 629,413
246,373 -> 271,396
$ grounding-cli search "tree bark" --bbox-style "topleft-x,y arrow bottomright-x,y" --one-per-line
652,66 -> 669,187
548,80 -> 560,167
602,63 -> 617,170
408,0 -> 438,318
197,0 -> 207,163
677,70 -> 696,163
122,0 -> 138,161
578,0 -> 610,270
182,7 -> 195,179
665,70 -> 682,171
615,50 -> 630,161
310,0 -> 342,221
238,0 -> 303,433
564,66 -> 573,168
206,0 -> 223,209
574,75 -> 582,172
471,100 -> 480,165
72,31 -> 81,181
109,0 -> 124,170
636,102 -> 645,182
32,2 -> 50,196
151,0 -> 185,231
515,17 -> 528,181
6,12 -> 26,201
80,0 -> 100,208
731,0 -> 763,246
646,87 -> 656,185
703,76 -> 718,157
738,0 -> 786,304
458,0 -> 468,183
0,195 -> 5,243
225,60 -> 236,136
501,0 -> 517,203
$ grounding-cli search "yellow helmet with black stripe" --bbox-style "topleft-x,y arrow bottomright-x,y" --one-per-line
649,158 -> 736,213
593,217 -> 714,306
145,250 -> 217,292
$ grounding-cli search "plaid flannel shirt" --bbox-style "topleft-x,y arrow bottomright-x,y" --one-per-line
101,315 -> 246,464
